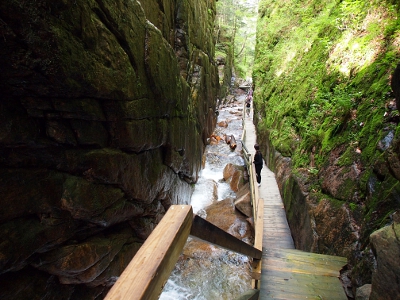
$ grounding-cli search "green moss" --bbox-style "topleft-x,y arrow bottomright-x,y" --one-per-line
254,0 -> 400,262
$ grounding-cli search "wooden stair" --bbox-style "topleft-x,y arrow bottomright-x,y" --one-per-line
260,248 -> 347,299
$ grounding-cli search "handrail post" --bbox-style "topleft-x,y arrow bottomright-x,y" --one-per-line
105,205 -> 193,300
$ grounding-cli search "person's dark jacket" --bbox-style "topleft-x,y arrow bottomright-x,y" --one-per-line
253,151 -> 263,169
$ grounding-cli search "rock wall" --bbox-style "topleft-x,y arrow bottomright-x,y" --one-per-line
216,27 -> 234,101
253,0 -> 400,298
256,117 -> 400,298
0,0 -> 219,298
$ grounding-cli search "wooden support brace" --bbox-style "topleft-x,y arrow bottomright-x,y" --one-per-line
190,215 -> 262,259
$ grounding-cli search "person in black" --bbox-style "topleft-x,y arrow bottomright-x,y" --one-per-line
253,144 -> 263,186
246,96 -> 251,116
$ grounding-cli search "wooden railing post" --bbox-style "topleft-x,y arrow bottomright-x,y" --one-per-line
105,205 -> 193,300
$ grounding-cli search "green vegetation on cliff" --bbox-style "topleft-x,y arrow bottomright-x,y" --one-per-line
255,0 -> 399,161
254,0 -> 399,212
253,0 -> 400,287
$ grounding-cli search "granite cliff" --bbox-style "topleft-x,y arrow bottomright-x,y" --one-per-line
0,0 -> 222,298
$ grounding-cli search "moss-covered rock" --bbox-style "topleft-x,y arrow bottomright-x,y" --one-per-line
0,0 -> 219,297
254,0 -> 400,293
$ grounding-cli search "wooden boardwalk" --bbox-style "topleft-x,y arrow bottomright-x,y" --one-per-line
243,104 -> 347,299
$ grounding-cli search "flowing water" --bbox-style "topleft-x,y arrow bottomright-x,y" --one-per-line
160,94 -> 252,299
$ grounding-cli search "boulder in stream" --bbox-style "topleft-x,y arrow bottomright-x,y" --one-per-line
223,163 -> 246,192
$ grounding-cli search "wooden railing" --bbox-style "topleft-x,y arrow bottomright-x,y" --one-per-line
241,141 -> 263,288
105,205 -> 193,300
105,205 -> 262,300
105,107 -> 264,300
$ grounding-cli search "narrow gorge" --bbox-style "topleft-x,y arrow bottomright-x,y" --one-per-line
1,0 -> 400,299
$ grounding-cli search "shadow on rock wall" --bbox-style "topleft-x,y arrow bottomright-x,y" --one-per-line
0,0 -> 220,298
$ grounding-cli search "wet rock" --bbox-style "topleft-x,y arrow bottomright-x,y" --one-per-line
377,131 -> 394,152
369,222 -> 400,300
225,134 -> 232,144
0,267 -> 78,300
223,163 -> 246,192
218,120 -> 229,128
88,240 -> 142,287
319,146 -> 363,201
356,284 -> 371,300
61,175 -> 125,221
0,0 -> 220,296
234,185 -> 252,218
391,63 -> 400,110
0,214 -> 80,274
0,169 -> 64,223
32,228 -> 136,285
229,135 -> 237,150
313,199 -> 360,257
388,139 -> 400,181
230,169 -> 245,192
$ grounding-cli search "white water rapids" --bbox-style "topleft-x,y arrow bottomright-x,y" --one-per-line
160,94 -> 253,300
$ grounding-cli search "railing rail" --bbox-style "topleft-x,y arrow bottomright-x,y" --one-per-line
105,205 -> 193,300
105,205 -> 262,300
241,111 -> 263,288
106,106 -> 264,300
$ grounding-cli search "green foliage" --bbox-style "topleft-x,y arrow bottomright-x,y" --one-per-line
253,0 -> 400,245
254,0 -> 400,171
349,202 -> 357,211
216,0 -> 258,78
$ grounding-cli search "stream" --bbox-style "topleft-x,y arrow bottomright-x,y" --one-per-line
159,92 -> 252,299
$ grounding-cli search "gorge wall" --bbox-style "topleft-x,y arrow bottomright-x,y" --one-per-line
0,0 -> 220,298
253,0 -> 400,299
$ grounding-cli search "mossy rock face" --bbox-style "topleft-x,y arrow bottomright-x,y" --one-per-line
0,0 -> 219,296
254,0 -> 400,293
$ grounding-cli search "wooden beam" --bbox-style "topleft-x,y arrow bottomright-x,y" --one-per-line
190,215 -> 262,259
234,289 -> 260,300
105,205 -> 193,300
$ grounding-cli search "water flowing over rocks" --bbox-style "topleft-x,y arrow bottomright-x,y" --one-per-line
161,91 -> 254,299
0,0 -> 227,298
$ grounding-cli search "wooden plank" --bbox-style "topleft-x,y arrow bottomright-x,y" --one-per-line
190,215 -> 262,259
260,249 -> 348,300
264,249 -> 347,269
261,270 -> 347,299
259,289 -> 346,300
105,205 -> 193,300
266,248 -> 347,261
263,253 -> 346,270
263,256 -> 343,277
262,271 -> 345,290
